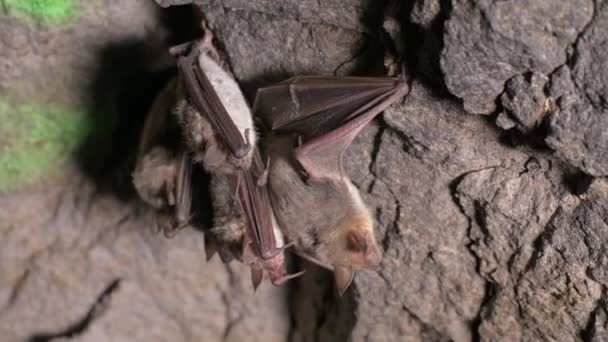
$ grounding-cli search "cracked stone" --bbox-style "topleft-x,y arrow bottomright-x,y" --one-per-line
441,0 -> 593,114
545,0 -> 608,177
499,72 -> 549,132
197,0 -> 368,89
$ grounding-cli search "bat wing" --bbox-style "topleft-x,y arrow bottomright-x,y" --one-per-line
174,42 -> 251,159
237,150 -> 279,261
253,76 -> 409,179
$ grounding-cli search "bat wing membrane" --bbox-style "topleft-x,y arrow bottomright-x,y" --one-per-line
176,44 -> 251,158
254,76 -> 409,179
237,151 -> 278,260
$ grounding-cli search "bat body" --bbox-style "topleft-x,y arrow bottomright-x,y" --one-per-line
133,30 -> 256,237
172,33 -> 256,175
132,78 -> 193,236
208,154 -> 303,289
168,30 -> 300,287
235,150 -> 304,289
254,76 -> 410,295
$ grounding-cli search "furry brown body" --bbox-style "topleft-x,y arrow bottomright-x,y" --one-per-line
265,133 -> 382,293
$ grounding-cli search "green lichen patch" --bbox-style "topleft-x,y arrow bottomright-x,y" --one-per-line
0,99 -> 90,191
3,0 -> 77,24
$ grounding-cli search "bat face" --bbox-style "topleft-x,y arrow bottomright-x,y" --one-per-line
254,75 -> 410,294
320,214 -> 382,271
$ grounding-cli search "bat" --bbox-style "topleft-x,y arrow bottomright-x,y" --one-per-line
170,30 -> 256,175
133,28 -> 257,237
236,150 -> 305,290
167,29 -> 303,287
253,75 -> 410,295
132,78 -> 194,237
205,150 -> 304,290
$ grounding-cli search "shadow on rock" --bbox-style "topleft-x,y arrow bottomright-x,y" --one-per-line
75,4 -> 199,201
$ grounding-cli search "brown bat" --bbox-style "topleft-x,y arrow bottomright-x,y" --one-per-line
132,77 -> 194,237
162,29 -> 302,287
133,29 -> 257,237
171,30 -> 256,175
253,76 -> 410,295
236,150 -> 305,290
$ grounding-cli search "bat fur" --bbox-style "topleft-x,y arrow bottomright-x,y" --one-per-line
132,78 -> 179,210
265,134 -> 382,273
254,75 -> 410,294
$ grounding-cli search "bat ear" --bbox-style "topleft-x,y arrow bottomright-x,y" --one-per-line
347,230 -> 368,253
251,267 -> 264,292
334,266 -> 355,297
347,230 -> 382,269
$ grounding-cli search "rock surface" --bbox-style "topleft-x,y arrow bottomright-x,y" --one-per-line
441,0 -> 593,115
545,0 -> 608,177
0,172 -> 290,342
0,1 -> 289,341
1,0 -> 607,341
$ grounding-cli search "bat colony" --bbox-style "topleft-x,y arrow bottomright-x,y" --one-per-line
132,29 -> 410,296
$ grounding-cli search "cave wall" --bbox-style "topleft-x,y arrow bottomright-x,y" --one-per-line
1,0 -> 607,341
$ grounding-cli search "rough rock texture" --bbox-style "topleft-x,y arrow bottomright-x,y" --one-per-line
2,0 -> 608,341
441,0 -> 593,115
0,171 -> 290,341
194,0 -> 376,91
545,0 -> 608,177
498,72 -> 550,132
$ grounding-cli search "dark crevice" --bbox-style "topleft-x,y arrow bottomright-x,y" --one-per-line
496,114 -> 553,150
470,281 -> 498,342
2,268 -> 29,313
580,285 -> 608,342
522,210 -> 561,274
563,170 -> 594,196
28,279 -> 121,342
447,167 -> 500,341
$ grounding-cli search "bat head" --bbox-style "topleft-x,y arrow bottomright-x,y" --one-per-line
318,212 -> 383,295
325,213 -> 382,270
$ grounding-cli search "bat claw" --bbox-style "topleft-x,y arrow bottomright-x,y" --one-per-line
271,270 -> 305,285
205,238 -> 218,261
233,128 -> 252,159
164,179 -> 176,206
251,267 -> 264,292
278,241 -> 296,253
169,41 -> 194,57
155,214 -> 190,239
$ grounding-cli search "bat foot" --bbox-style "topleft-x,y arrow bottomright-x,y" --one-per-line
256,156 -> 270,187
154,212 -> 189,238
233,128 -> 252,159
164,178 -> 176,206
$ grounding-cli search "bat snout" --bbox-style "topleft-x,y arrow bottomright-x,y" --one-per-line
364,247 -> 382,270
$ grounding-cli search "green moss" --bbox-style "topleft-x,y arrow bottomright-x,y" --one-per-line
4,0 -> 77,24
0,99 -> 90,191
